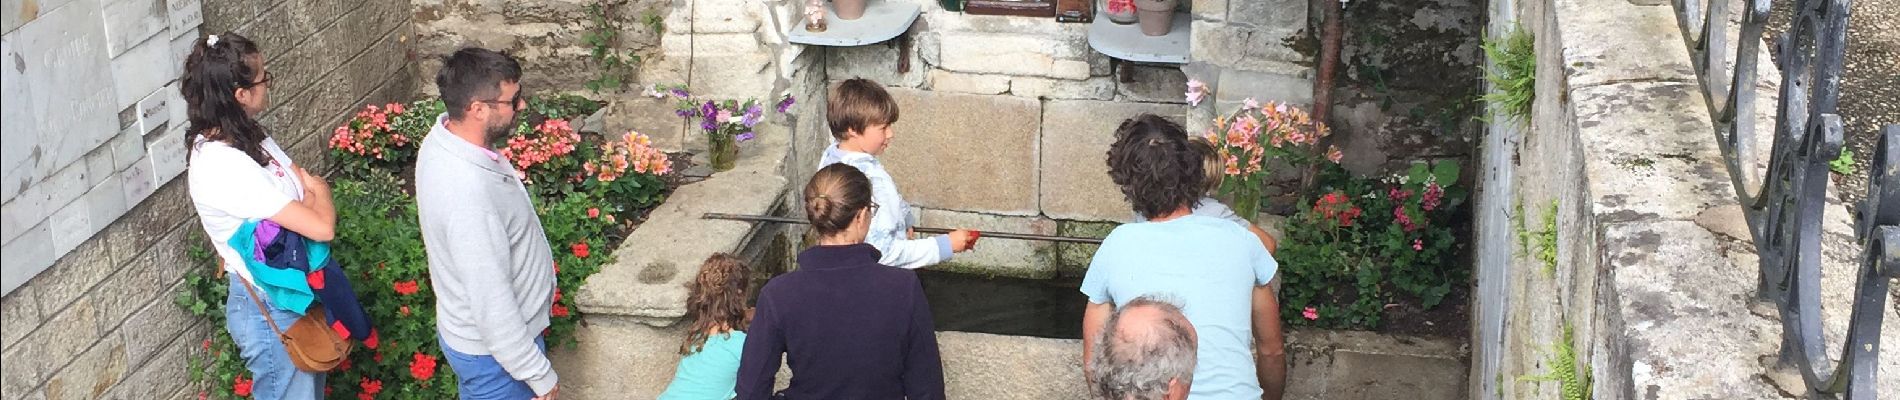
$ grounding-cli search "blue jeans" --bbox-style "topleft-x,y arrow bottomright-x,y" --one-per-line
225,276 -> 325,400
441,336 -> 548,400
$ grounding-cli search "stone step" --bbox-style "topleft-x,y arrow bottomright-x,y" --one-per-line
551,317 -> 1468,400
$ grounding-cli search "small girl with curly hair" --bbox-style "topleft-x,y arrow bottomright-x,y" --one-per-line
659,253 -> 754,400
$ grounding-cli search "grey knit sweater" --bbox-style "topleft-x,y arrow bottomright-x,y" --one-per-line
415,115 -> 558,394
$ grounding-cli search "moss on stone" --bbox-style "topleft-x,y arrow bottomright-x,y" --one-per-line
1054,220 -> 1121,278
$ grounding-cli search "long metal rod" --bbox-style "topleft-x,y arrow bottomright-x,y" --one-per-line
702,213 -> 1106,244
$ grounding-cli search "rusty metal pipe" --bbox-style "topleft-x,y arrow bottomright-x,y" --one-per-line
702,213 -> 1106,244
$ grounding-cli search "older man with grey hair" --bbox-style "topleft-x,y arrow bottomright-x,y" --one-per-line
1089,295 -> 1199,400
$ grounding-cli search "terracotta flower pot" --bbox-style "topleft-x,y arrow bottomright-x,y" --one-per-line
1135,0 -> 1178,36
1102,0 -> 1138,24
834,0 -> 868,20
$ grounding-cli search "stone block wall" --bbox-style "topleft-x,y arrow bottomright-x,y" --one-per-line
0,0 -> 416,398
2,0 -> 203,296
1471,0 -> 1897,396
409,0 -> 668,97
807,0 -> 1340,277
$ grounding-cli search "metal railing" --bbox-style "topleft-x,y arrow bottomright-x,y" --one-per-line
1674,0 -> 1897,397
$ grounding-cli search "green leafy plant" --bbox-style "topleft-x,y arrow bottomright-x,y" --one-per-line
185,92 -> 672,399
1480,24 -> 1535,125
1278,161 -> 1468,329
1830,148 -> 1856,175
1536,200 -> 1558,275
527,93 -> 603,122
641,10 -> 665,34
1520,324 -> 1591,400
583,1 -> 641,94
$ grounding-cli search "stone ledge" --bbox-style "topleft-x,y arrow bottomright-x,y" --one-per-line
1553,0 -> 1696,88
574,124 -> 794,325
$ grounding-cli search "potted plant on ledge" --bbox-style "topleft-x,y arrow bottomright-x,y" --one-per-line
1188,79 -> 1341,220
656,85 -> 796,172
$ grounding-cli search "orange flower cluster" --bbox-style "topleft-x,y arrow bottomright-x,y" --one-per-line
585,131 -> 673,182
1209,100 -> 1337,178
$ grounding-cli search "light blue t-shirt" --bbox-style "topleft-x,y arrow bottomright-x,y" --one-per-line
659,331 -> 748,400
1081,215 -> 1279,400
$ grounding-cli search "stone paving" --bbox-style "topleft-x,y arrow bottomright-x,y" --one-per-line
553,324 -> 1468,400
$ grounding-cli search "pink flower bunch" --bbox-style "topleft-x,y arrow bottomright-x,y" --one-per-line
328,103 -> 413,160
1394,205 -> 1417,232
585,131 -> 673,181
499,119 -> 581,182
1422,182 -> 1444,211
1210,99 -> 1337,179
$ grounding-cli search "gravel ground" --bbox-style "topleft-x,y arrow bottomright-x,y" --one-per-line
1767,0 -> 1900,206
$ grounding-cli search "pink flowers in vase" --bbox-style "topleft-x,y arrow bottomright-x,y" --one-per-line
806,0 -> 828,31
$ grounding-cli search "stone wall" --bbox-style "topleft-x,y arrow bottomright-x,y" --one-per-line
409,0 -> 668,98
0,0 -> 416,398
2,0 -> 202,296
1470,0 -> 1899,397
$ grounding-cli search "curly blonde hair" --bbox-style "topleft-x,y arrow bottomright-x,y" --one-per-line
681,253 -> 752,354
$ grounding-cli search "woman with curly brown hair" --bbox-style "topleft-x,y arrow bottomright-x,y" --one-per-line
736,163 -> 945,400
659,253 -> 754,400
1080,114 -> 1288,400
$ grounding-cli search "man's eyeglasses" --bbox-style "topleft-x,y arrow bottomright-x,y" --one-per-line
868,201 -> 881,216
478,91 -> 528,110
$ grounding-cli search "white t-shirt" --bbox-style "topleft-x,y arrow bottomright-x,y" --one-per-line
187,136 -> 303,289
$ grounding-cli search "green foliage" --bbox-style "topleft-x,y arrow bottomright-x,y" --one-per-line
1520,324 -> 1591,400
1278,161 -> 1468,329
1831,148 -> 1857,175
1512,198 -> 1529,254
1536,200 -> 1558,275
328,99 -> 444,178
641,10 -> 665,34
176,241 -> 248,400
583,1 -> 641,94
184,92 -> 670,399
1480,24 -> 1536,125
527,93 -> 603,122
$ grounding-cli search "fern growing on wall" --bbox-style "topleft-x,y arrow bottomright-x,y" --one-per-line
1481,24 -> 1536,124
1520,324 -> 1592,400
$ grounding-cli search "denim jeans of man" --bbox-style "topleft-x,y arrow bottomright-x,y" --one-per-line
225,276 -> 326,400
441,336 -> 549,400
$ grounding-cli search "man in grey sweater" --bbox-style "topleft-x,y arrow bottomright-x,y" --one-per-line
415,47 -> 560,400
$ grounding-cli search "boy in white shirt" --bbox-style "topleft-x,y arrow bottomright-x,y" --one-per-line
816,78 -> 978,269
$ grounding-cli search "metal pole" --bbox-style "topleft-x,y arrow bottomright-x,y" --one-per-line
702,213 -> 1107,244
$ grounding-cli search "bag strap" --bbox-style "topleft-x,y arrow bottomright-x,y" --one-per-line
234,272 -> 289,337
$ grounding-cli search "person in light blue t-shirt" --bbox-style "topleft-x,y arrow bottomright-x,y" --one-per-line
1082,114 -> 1288,400
660,254 -> 754,400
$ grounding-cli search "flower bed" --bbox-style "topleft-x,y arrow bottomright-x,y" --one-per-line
1190,81 -> 1468,333
176,95 -> 674,399
1277,162 -> 1468,331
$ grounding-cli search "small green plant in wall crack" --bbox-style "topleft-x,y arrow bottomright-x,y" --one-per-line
1481,24 -> 1535,125
1537,200 -> 1558,275
1520,324 -> 1592,400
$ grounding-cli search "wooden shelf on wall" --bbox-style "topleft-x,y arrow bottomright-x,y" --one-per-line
963,0 -> 1056,17
1085,11 -> 1190,64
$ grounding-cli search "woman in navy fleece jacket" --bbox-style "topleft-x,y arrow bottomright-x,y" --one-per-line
735,163 -> 946,400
